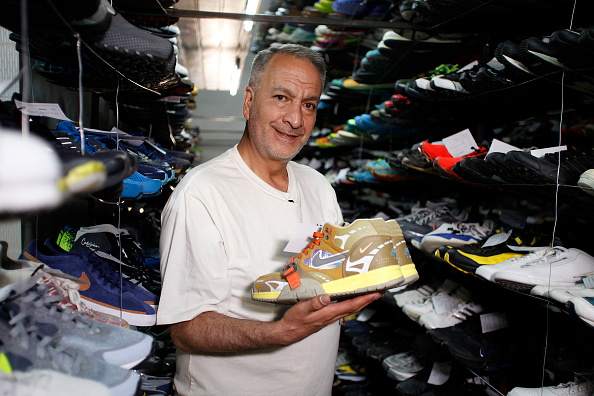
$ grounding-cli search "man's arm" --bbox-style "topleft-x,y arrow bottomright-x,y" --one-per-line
170,293 -> 381,353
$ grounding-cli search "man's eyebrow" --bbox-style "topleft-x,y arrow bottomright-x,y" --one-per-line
273,86 -> 320,102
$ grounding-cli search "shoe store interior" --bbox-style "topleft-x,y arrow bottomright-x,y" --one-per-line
1,0 -> 594,395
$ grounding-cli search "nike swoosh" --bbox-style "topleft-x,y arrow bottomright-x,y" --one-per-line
78,272 -> 91,291
345,255 -> 374,274
309,250 -> 348,269
359,241 -> 373,254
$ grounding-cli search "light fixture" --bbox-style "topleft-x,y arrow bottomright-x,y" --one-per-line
229,57 -> 241,96
243,0 -> 259,32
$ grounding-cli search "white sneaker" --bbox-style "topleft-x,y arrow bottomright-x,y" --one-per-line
475,248 -> 549,282
493,247 -> 594,291
507,374 -> 594,395
419,221 -> 492,254
393,284 -> 435,307
384,353 -> 425,381
394,279 -> 459,307
402,298 -> 435,321
418,290 -> 482,329
568,296 -> 594,327
0,130 -> 64,214
547,285 -> 594,305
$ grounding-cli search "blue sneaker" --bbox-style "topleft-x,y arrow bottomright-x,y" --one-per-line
137,162 -> 169,184
19,239 -> 156,327
124,172 -> 162,198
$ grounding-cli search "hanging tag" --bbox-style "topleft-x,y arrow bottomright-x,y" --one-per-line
427,361 -> 451,385
481,230 -> 512,248
283,224 -> 322,253
530,145 -> 567,158
487,139 -> 521,155
480,312 -> 508,333
14,100 -> 71,121
442,128 -> 478,157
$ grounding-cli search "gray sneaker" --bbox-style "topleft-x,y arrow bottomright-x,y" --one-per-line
0,276 -> 141,396
1,273 -> 154,369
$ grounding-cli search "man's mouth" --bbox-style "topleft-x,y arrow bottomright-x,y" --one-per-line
276,129 -> 302,138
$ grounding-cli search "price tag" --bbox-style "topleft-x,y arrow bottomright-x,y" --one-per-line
14,100 -> 71,121
530,145 -> 567,158
442,129 -> 478,157
487,139 -> 521,155
481,230 -> 512,248
283,223 -> 322,253
480,312 -> 508,333
427,361 -> 451,385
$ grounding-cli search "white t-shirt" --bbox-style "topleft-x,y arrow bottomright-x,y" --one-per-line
157,145 -> 343,396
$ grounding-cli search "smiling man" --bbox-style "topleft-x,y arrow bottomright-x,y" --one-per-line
157,44 -> 380,396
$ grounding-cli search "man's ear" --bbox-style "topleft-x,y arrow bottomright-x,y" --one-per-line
242,86 -> 254,120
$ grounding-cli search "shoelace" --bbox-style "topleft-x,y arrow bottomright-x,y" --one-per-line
70,250 -> 133,294
18,284 -> 101,335
5,303 -> 84,376
283,231 -> 324,290
522,246 -> 567,267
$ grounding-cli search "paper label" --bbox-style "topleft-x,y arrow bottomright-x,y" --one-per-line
427,361 -> 452,385
283,223 -> 322,253
480,312 -> 508,333
14,100 -> 71,121
487,139 -> 521,155
530,145 -> 567,158
481,230 -> 512,248
442,129 -> 478,157
432,294 -> 459,315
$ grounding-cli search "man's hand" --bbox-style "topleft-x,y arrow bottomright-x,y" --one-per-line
275,293 -> 381,346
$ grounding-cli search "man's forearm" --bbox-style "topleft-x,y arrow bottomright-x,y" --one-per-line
170,311 -> 289,353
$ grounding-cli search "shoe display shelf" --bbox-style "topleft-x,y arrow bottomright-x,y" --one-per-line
275,2 -> 594,395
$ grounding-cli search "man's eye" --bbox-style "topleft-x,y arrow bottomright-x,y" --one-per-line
304,103 -> 316,110
275,95 -> 286,101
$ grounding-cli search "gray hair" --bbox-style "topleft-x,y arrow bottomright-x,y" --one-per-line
248,44 -> 327,91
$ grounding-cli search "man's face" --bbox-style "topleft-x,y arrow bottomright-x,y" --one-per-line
242,53 -> 322,163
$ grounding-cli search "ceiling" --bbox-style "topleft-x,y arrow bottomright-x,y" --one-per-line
175,0 -> 260,92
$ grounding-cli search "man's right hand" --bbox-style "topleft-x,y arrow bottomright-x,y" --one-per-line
275,292 -> 381,346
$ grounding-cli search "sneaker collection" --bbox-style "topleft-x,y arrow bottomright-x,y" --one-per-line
0,244 -> 157,395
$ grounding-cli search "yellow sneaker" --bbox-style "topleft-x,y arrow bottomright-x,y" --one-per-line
252,219 -> 409,304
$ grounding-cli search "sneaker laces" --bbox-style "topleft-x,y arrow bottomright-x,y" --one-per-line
5,302 -> 85,376
16,283 -> 101,335
522,246 -> 568,267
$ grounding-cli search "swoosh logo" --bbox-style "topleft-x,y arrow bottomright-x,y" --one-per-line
346,240 -> 392,274
359,242 -> 373,254
78,272 -> 91,291
345,255 -> 374,274
308,250 -> 348,269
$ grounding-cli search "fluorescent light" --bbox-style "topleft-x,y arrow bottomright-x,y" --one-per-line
243,0 -> 259,32
229,62 -> 241,96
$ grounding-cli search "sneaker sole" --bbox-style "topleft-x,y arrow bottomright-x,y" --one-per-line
253,265 -> 404,304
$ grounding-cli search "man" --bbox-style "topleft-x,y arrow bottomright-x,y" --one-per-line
157,44 -> 380,395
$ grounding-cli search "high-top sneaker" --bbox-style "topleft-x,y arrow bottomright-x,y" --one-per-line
252,219 -> 407,304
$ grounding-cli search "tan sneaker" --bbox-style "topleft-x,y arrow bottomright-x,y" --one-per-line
252,219 -> 407,304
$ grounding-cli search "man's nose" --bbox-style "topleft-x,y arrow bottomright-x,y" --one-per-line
282,101 -> 304,129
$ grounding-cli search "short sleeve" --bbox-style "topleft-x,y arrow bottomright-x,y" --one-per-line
156,190 -> 232,325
